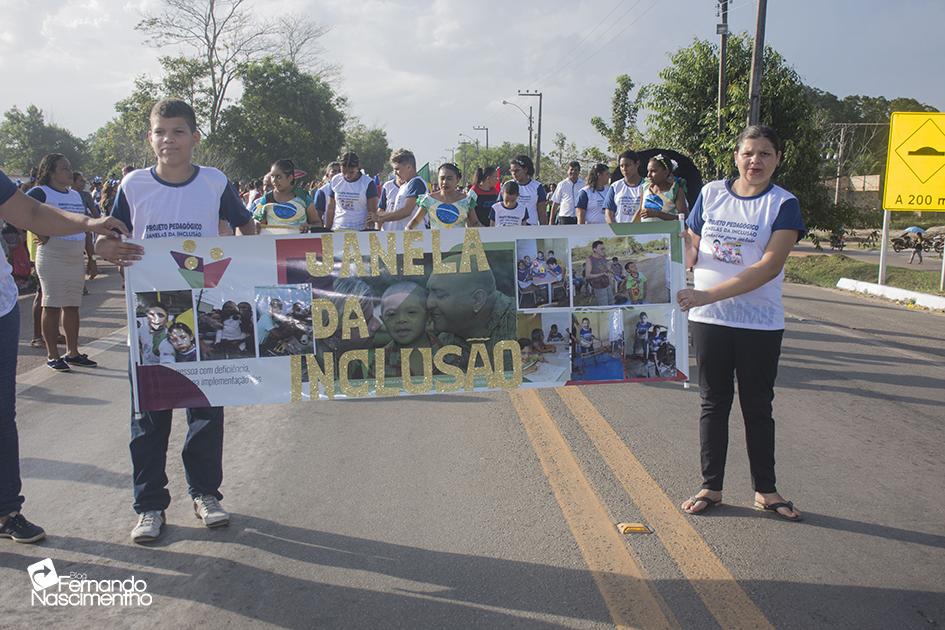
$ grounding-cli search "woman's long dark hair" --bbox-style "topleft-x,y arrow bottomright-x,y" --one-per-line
35,153 -> 67,188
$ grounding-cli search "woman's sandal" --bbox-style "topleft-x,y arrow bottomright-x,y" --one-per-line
753,499 -> 803,522
683,495 -> 721,515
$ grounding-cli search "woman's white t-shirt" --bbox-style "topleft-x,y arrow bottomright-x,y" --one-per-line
605,179 -> 644,223
329,173 -> 378,231
576,185 -> 609,224
686,179 -> 806,331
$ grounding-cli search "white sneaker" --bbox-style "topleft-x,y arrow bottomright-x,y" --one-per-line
131,511 -> 165,544
193,495 -> 229,528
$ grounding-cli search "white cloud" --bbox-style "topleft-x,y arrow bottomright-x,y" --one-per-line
0,0 -> 942,176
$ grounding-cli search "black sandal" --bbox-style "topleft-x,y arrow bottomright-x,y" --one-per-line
753,499 -> 802,522
683,495 -> 721,515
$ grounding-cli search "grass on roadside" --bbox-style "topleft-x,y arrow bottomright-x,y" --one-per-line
785,254 -> 944,296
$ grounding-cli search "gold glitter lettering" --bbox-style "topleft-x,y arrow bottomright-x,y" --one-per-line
311,299 -> 338,340
433,345 -> 464,392
431,231 -> 457,274
401,348 -> 433,394
402,231 -> 425,276
460,229 -> 490,272
492,340 -> 523,389
305,235 -> 333,276
340,297 -> 369,341
340,232 -> 365,277
369,232 -> 398,276
338,350 -> 370,397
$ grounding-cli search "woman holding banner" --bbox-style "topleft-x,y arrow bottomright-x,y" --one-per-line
676,125 -> 805,522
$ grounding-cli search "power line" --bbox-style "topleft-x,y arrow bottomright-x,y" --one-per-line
531,0 -> 652,88
542,0 -> 625,78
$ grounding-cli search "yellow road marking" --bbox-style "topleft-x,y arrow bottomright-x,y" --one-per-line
555,386 -> 775,630
509,390 -> 677,630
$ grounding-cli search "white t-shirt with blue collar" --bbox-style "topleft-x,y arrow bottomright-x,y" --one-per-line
686,179 -> 806,331
605,178 -> 644,223
576,185 -> 609,224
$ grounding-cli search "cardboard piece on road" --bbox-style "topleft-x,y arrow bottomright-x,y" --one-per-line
883,112 -> 945,212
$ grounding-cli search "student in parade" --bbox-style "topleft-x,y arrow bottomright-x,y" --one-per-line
677,125 -> 805,522
95,99 -> 256,544
251,159 -> 323,234
27,154 -> 99,372
605,150 -> 644,223
508,155 -> 547,225
576,163 -> 614,225
375,149 -> 427,232
490,180 -> 530,226
409,163 -> 479,229
0,168 -> 129,543
549,161 -> 584,225
325,152 -> 378,231
634,154 -> 688,222
470,165 -> 499,227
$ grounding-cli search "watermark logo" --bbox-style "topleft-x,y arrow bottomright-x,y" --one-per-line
27,558 -> 59,591
27,559 -> 152,607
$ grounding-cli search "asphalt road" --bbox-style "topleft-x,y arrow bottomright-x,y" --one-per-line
2,265 -> 943,629
793,239 -> 944,272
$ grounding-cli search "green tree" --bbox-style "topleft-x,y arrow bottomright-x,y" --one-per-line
214,57 -> 346,180
136,0 -> 332,135
86,76 -> 161,177
343,123 -> 391,176
641,35 -> 840,229
0,105 -> 87,174
591,74 -> 640,155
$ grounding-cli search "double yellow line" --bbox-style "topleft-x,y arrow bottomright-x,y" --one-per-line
510,388 -> 774,630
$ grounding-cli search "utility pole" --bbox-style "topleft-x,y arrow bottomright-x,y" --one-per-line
747,0 -> 767,126
833,124 -> 847,205
473,125 -> 489,150
519,90 -> 543,179
717,0 -> 728,134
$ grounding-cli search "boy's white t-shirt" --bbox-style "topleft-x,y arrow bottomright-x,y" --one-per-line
328,173 -> 378,231
111,166 -> 250,239
383,176 -> 427,232
686,179 -> 806,331
489,201 -> 529,226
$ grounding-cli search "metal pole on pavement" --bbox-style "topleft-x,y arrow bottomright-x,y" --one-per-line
940,244 -> 945,292
878,210 -> 891,285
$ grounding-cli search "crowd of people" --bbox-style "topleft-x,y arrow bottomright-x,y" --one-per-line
0,93 -> 805,547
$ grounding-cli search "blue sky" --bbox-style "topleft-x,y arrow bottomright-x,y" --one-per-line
0,0 -> 941,171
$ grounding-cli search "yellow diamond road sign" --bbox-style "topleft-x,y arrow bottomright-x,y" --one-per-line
883,112 -> 945,212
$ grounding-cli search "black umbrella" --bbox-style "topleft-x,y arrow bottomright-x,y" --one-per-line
610,148 -> 703,209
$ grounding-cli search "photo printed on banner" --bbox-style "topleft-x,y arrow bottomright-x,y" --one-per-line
570,309 -> 626,382
133,290 -> 199,365
273,235 -> 518,388
571,234 -> 671,307
255,284 -> 314,357
193,288 -> 257,361
623,305 -> 678,379
515,237 -> 571,309
515,312 -> 571,383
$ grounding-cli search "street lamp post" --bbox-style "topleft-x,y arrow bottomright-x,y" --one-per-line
518,90 -> 543,179
473,125 -> 489,151
501,99 -> 533,161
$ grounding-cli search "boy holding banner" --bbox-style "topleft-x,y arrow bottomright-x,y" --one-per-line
95,99 -> 256,544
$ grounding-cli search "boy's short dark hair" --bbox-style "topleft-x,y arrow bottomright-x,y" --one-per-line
150,99 -> 198,133
390,148 -> 416,168
502,180 -> 519,195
